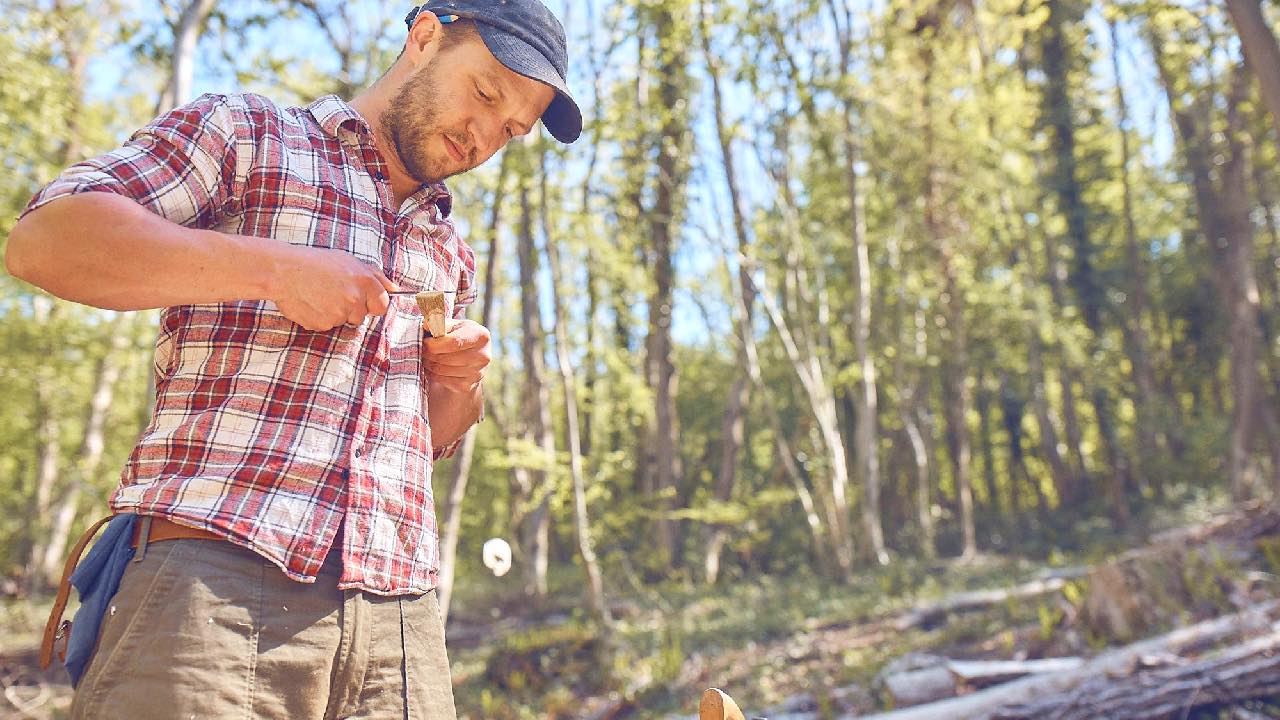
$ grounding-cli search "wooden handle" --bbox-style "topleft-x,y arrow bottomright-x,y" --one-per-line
699,688 -> 746,720
415,291 -> 450,337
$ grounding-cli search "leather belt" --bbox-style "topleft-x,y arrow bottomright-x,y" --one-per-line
131,516 -> 223,548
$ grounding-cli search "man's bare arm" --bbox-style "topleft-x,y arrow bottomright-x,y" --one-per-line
427,382 -> 485,448
422,319 -> 490,450
5,193 -> 398,331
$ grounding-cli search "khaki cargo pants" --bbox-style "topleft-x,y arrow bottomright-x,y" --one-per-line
69,537 -> 457,719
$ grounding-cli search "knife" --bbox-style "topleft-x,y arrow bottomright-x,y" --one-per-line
387,290 -> 457,295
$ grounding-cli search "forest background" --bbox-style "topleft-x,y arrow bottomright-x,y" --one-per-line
2,0 -> 1280,717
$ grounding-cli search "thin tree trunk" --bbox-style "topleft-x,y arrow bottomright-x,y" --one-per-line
26,296 -> 60,588
891,234 -> 935,559
922,46 -> 976,559
1225,0 -> 1280,139
1110,18 -> 1161,499
540,156 -> 611,625
517,181 -> 553,598
977,374 -> 1001,521
37,316 -> 130,587
826,0 -> 888,566
700,2 -> 827,571
646,3 -> 692,569
158,0 -> 218,112
436,152 -> 509,622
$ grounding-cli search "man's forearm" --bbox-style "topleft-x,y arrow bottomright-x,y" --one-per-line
5,193 -> 282,310
426,380 -> 484,449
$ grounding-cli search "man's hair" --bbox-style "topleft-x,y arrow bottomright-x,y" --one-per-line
394,16 -> 481,62
437,18 -> 481,51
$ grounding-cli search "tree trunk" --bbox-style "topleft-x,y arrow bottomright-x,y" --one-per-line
826,0 -> 888,566
1151,37 -> 1270,498
37,316 -> 131,587
436,152 -> 509,622
1109,18 -> 1161,499
1041,0 -> 1130,525
1225,0 -> 1280,139
892,261 -> 935,557
25,296 -> 61,588
922,47 -> 976,559
540,157 -> 611,626
976,374 -> 1000,521
517,181 -> 553,598
645,2 -> 692,570
700,2 -> 827,572
158,0 -> 217,112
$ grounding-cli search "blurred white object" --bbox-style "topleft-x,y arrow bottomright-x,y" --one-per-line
482,537 -> 512,577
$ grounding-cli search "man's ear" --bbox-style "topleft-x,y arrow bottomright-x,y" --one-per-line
403,11 -> 444,68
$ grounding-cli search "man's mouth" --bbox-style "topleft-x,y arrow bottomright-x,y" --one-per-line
444,136 -> 465,162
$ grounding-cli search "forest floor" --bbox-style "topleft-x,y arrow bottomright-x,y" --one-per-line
2,496 -> 1279,719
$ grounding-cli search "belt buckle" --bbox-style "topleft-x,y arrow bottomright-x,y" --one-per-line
54,619 -> 71,663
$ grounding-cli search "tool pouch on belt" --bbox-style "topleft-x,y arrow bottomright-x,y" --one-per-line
40,513 -> 137,687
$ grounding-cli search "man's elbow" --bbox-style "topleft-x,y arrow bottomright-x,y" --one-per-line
4,218 -> 39,284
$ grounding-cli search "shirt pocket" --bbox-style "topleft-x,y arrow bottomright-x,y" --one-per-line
239,172 -> 374,255
395,213 -> 458,296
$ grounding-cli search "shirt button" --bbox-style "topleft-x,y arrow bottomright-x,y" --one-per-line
374,171 -> 386,181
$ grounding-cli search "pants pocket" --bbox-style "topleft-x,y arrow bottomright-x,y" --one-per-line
72,540 -> 263,720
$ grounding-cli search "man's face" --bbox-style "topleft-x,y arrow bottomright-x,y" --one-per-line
382,36 -> 555,185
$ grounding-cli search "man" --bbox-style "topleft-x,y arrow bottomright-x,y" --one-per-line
4,0 -> 581,717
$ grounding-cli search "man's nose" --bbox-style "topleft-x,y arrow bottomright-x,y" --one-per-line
474,117 -> 507,156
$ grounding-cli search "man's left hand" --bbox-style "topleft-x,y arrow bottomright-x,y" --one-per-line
422,319 -> 491,393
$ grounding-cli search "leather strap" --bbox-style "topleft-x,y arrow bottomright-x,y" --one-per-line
39,515 -> 226,669
40,514 -> 113,670
130,516 -> 222,547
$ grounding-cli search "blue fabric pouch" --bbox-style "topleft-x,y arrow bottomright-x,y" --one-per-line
64,513 -> 136,687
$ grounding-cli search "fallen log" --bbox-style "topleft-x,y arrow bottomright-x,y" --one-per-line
878,654 -> 1085,707
992,628 -> 1280,719
947,657 -> 1085,686
891,569 -> 1087,632
851,600 -> 1280,720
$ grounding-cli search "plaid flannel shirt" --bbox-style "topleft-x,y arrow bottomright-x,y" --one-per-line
20,92 -> 479,595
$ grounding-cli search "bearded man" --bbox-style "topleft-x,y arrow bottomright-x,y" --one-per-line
4,1 -> 580,717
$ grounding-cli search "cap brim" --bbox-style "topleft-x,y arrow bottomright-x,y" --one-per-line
476,26 -> 583,143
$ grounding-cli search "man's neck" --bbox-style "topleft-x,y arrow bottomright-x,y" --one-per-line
349,86 -> 422,209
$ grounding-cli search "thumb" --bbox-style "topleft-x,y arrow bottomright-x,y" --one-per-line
376,274 -> 400,293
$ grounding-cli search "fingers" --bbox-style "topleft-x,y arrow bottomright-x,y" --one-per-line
427,372 -> 484,393
345,308 -> 369,326
365,288 -> 391,317
422,320 -> 489,352
375,273 -> 400,293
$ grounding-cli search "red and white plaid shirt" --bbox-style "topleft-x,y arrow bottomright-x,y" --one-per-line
21,92 -> 478,595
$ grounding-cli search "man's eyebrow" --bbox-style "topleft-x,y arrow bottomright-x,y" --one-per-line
488,70 -> 536,134
486,71 -> 508,103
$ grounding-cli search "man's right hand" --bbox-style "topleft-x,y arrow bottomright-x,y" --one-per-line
270,244 -> 400,332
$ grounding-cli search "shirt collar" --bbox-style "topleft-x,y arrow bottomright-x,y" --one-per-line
307,94 -> 368,140
306,95 -> 454,218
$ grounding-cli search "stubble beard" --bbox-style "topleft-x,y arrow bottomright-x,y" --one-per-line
382,66 -> 466,185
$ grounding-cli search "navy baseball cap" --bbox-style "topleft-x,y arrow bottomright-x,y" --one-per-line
405,0 -> 582,143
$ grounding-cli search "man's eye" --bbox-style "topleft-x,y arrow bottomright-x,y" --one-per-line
477,86 -> 492,102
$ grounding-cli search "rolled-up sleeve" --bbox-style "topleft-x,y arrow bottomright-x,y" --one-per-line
451,235 -> 478,321
20,93 -> 243,227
